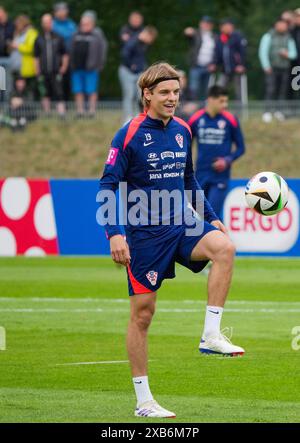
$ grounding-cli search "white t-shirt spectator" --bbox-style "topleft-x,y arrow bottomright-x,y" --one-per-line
197,31 -> 215,67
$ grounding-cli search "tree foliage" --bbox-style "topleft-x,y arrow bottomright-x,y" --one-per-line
1,0 -> 299,98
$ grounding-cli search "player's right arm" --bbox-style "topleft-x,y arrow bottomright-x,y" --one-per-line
109,235 -> 131,267
99,128 -> 131,266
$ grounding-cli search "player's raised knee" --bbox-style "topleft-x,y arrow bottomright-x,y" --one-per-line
222,239 -> 236,259
213,238 -> 235,262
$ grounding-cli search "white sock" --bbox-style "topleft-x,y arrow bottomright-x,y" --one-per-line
203,305 -> 224,339
133,376 -> 153,406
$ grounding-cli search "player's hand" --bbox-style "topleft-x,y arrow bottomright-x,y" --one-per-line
235,65 -> 246,74
110,235 -> 131,267
279,49 -> 289,59
212,157 -> 228,172
184,27 -> 195,37
121,32 -> 130,42
10,41 -> 18,50
139,30 -> 152,44
208,64 -> 216,73
211,220 -> 228,236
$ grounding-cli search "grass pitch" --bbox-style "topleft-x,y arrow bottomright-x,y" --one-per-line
1,114 -> 300,179
0,257 -> 300,423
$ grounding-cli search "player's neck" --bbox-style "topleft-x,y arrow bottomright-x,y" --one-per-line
147,109 -> 171,126
206,106 -> 219,118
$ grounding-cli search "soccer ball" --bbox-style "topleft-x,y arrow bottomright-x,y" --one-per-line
245,172 -> 289,216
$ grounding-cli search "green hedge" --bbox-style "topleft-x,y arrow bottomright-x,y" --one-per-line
2,0 -> 299,98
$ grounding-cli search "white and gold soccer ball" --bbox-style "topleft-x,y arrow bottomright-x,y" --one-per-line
245,172 -> 289,216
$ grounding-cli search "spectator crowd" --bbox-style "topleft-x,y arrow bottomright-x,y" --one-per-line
0,2 -> 107,126
1,3 -> 300,128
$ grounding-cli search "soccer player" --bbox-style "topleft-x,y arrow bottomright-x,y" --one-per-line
188,86 -> 246,220
99,63 -> 244,419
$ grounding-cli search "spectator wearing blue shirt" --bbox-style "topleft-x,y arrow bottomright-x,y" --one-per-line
53,2 -> 76,49
53,2 -> 76,101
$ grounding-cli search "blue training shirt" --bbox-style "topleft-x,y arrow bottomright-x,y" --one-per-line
99,112 -> 218,240
188,109 -> 246,183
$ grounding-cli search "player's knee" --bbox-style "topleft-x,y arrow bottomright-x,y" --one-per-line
134,307 -> 155,331
222,240 -> 236,259
215,239 -> 236,262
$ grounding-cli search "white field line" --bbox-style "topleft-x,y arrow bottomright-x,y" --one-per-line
55,359 -> 154,367
1,297 -> 300,306
55,360 -> 130,366
1,298 -> 300,314
1,308 -> 300,313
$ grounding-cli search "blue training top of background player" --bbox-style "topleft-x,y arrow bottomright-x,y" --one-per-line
188,109 -> 246,184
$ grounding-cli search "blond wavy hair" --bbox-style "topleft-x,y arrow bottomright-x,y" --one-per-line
138,62 -> 180,109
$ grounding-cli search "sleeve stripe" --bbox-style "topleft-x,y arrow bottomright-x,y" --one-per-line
173,116 -> 192,137
123,112 -> 147,150
187,109 -> 206,127
221,110 -> 238,128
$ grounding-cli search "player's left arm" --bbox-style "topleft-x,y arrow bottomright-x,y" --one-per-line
227,118 -> 246,164
214,118 -> 246,173
214,119 -> 246,173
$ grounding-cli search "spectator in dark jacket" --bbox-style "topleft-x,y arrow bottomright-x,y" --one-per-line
281,10 -> 295,31
9,75 -> 37,130
184,16 -> 216,100
52,2 -> 77,101
292,9 -> 300,65
120,10 -> 144,44
70,13 -> 107,117
0,6 -> 14,100
34,14 -> 68,117
119,12 -> 157,123
0,74 -> 37,131
211,19 -> 247,101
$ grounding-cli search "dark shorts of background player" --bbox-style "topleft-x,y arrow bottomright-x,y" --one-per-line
126,221 -> 217,296
196,175 -> 229,221
38,73 -> 64,101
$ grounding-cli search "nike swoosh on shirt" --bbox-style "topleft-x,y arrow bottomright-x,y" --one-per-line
144,141 -> 155,146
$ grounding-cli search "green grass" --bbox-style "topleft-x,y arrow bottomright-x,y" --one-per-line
0,257 -> 300,423
1,114 -> 300,178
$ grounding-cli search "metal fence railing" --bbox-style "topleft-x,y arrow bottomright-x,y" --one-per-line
1,100 -> 300,127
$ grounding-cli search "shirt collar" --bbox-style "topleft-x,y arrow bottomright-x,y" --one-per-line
145,112 -> 174,128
